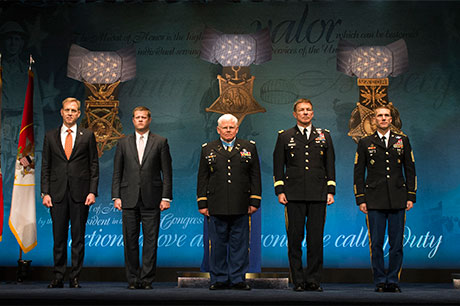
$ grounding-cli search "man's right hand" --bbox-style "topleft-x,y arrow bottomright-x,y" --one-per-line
278,193 -> 288,205
199,208 -> 210,217
359,203 -> 368,214
42,195 -> 53,208
114,198 -> 122,211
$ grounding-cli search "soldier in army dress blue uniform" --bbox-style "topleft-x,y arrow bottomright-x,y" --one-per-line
354,105 -> 416,293
197,114 -> 261,291
273,99 -> 336,292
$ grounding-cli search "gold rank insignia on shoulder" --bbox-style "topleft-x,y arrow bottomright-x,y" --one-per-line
278,130 -> 284,134
250,140 -> 256,144
202,143 -> 208,147
324,129 -> 330,133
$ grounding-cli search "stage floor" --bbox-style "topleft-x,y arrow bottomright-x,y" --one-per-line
0,282 -> 459,305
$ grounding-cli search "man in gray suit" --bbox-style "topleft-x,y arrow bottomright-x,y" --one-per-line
112,106 -> 172,290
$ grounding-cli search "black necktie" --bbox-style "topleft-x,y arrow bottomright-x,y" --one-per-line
381,136 -> 386,148
304,128 -> 309,140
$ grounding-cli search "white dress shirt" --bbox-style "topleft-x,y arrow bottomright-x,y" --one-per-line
377,130 -> 390,147
297,124 -> 312,139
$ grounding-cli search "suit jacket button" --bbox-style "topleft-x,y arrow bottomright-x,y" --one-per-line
386,175 -> 390,178
305,166 -> 309,170
228,180 -> 232,183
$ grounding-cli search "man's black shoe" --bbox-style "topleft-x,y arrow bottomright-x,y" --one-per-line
69,278 -> 81,288
127,282 -> 139,290
47,279 -> 64,288
386,283 -> 402,293
305,282 -> 323,292
293,283 -> 304,292
141,282 -> 153,290
209,282 -> 228,290
231,282 -> 251,290
374,283 -> 386,292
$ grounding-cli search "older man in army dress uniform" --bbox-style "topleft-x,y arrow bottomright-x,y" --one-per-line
197,114 -> 261,290
354,105 -> 416,293
273,98 -> 335,292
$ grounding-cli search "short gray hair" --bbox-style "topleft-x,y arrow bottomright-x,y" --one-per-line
217,114 -> 238,126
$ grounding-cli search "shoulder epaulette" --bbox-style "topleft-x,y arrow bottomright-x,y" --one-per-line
393,130 -> 406,136
362,134 -> 372,141
202,143 -> 208,147
250,140 -> 256,144
324,129 -> 330,133
278,130 -> 285,134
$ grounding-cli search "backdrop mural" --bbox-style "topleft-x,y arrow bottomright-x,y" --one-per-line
0,1 -> 458,269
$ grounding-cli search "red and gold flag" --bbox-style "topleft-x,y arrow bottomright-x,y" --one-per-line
8,69 -> 37,252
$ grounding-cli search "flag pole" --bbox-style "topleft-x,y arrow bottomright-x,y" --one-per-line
0,52 -> 3,244
15,54 -> 35,283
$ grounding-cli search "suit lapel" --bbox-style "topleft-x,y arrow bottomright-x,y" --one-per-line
54,127 -> 67,158
215,141 -> 227,157
228,139 -> 241,158
388,132 -> 398,148
293,126 -> 307,144
141,133 -> 155,165
69,126 -> 85,159
373,132 -> 386,149
129,134 -> 140,165
307,126 -> 318,145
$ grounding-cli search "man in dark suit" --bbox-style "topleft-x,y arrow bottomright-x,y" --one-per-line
354,105 -> 416,293
273,98 -> 335,292
41,97 -> 99,288
112,106 -> 172,290
197,114 -> 261,291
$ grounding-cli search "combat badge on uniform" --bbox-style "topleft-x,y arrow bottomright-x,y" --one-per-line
315,131 -> 326,142
393,139 -> 403,149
